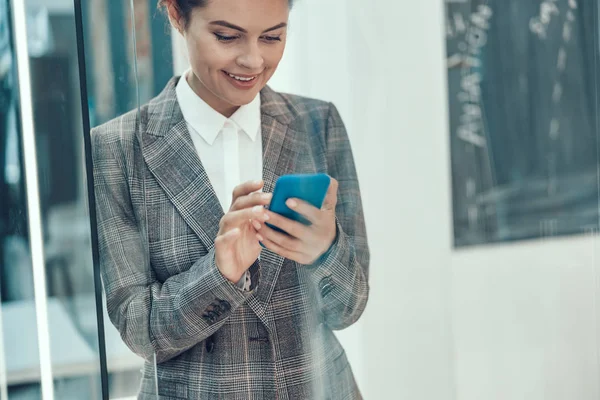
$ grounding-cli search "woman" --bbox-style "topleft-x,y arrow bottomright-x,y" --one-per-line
91,0 -> 369,398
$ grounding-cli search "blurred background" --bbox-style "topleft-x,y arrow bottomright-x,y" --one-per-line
1,0 -> 600,399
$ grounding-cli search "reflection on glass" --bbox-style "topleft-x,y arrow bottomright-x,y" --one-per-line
1,0 -> 103,398
446,0 -> 598,247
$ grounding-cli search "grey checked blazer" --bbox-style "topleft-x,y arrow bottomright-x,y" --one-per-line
92,77 -> 370,400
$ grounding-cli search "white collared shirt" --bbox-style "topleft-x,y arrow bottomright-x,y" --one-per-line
176,70 -> 262,290
176,70 -> 263,211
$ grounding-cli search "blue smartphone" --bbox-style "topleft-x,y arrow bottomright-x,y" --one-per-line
265,173 -> 331,235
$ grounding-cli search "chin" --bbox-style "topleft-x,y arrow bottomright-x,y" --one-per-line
228,90 -> 260,105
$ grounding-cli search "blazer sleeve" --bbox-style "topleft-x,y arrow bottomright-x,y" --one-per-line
305,103 -> 370,330
91,127 -> 258,364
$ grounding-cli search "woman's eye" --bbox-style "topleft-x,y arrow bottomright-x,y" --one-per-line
214,33 -> 238,42
262,36 -> 282,42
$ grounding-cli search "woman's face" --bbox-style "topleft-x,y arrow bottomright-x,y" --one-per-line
171,0 -> 289,117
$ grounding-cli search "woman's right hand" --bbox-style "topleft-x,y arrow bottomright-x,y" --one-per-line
215,180 -> 271,284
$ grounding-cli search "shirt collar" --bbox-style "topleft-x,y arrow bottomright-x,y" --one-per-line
175,70 -> 261,145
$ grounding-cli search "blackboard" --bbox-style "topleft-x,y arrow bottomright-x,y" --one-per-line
445,0 -> 599,247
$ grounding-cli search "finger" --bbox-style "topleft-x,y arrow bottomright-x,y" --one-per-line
264,209 -> 310,239
230,192 -> 272,211
231,180 -> 264,203
285,198 -> 320,224
258,222 -> 301,252
257,234 -> 304,262
322,177 -> 339,210
221,206 -> 269,231
251,219 -> 262,231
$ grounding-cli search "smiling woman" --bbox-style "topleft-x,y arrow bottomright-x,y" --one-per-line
159,0 -> 292,116
90,0 -> 369,398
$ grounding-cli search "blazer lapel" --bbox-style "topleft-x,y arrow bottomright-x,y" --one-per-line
247,87 -> 301,322
141,78 -> 223,250
140,80 -> 301,329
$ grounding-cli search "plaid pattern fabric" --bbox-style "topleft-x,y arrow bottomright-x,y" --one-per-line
91,77 -> 370,400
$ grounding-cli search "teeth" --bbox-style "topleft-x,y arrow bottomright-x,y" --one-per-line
227,72 -> 255,81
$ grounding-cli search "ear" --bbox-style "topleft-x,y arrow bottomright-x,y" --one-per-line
165,2 -> 185,34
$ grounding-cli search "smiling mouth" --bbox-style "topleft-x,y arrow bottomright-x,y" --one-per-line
223,71 -> 258,81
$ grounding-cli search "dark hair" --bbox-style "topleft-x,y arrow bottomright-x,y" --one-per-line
159,0 -> 293,30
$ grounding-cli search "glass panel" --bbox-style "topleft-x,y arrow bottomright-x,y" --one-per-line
1,0 -> 105,398
23,0 -> 104,398
83,1 -> 600,400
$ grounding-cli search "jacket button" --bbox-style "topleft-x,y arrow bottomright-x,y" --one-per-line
209,310 -> 219,318
322,285 -> 333,297
319,276 -> 334,297
219,300 -> 231,312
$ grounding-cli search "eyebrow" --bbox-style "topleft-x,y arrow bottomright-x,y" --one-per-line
209,20 -> 287,34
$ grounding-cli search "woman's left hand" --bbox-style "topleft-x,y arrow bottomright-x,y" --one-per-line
253,178 -> 339,265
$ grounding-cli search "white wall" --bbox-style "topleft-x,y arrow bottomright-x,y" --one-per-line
172,1 -> 600,398
452,236 -> 600,400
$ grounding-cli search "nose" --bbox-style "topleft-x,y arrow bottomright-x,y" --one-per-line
237,43 -> 264,71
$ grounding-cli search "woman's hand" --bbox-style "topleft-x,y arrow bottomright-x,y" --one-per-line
254,178 -> 339,265
215,180 -> 271,283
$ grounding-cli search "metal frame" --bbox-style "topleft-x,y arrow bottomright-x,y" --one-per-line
73,0 -> 109,398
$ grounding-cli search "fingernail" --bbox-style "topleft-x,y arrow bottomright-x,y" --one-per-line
257,233 -> 264,241
263,212 -> 270,221
254,180 -> 263,186
287,199 -> 297,208
253,220 -> 261,230
253,205 -> 262,213
263,193 -> 272,200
